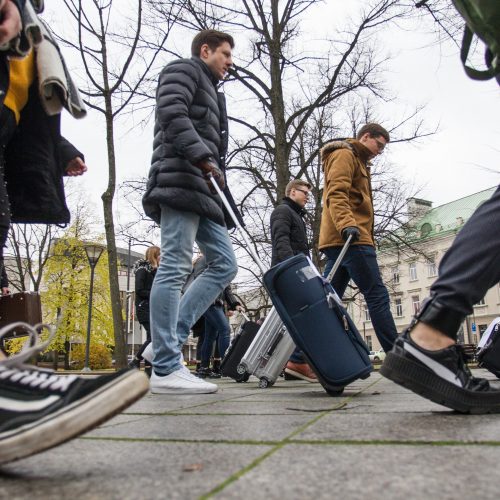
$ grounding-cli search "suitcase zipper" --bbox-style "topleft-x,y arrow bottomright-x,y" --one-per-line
343,315 -> 349,331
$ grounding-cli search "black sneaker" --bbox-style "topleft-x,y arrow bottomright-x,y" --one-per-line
380,330 -> 500,414
0,323 -> 149,465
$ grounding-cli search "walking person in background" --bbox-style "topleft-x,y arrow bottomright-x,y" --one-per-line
270,178 -> 317,382
319,123 -> 397,353
198,282 -> 243,378
129,245 -> 160,376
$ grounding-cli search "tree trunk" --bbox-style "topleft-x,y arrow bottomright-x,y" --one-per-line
102,94 -> 127,370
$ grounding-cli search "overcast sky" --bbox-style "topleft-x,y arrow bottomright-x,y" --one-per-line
48,1 -> 499,246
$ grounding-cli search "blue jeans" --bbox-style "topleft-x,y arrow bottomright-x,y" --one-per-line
322,245 -> 397,352
150,206 -> 237,375
200,304 -> 231,367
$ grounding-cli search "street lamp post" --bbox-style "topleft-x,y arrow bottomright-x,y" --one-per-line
83,244 -> 104,372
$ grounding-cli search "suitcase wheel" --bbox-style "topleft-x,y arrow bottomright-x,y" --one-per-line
236,373 -> 250,383
326,386 -> 345,397
258,377 -> 270,389
236,363 -> 247,375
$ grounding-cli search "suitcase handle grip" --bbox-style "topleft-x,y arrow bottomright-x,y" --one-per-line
208,174 -> 267,275
239,310 -> 250,322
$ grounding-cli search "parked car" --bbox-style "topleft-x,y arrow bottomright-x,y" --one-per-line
369,349 -> 386,362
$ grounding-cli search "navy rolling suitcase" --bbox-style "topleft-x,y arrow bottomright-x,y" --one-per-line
262,248 -> 372,395
476,317 -> 500,377
220,316 -> 260,382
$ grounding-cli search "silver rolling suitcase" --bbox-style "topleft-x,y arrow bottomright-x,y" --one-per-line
209,176 -> 295,388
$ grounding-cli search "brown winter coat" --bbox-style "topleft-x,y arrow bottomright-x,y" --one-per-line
319,139 -> 375,249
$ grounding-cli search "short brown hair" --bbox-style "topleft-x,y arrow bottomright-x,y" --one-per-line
356,123 -> 390,143
191,30 -> 235,57
285,179 -> 311,197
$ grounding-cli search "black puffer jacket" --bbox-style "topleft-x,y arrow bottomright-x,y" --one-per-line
134,259 -> 157,324
143,56 -> 241,228
270,197 -> 310,266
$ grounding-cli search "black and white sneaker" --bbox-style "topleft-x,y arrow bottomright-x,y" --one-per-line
380,330 -> 500,414
0,323 -> 149,465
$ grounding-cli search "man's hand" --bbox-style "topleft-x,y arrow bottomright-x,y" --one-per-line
1,286 -> 10,296
235,305 -> 244,313
65,157 -> 88,176
196,158 -> 225,192
0,0 -> 22,46
341,226 -> 360,243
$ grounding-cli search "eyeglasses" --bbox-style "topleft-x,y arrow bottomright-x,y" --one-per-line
373,137 -> 386,152
294,188 -> 310,198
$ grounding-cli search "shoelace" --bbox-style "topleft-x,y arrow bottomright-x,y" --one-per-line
0,364 -> 77,391
0,321 -> 56,369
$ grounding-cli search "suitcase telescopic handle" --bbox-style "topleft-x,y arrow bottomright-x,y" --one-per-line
325,234 -> 353,283
239,310 -> 251,322
208,174 -> 267,275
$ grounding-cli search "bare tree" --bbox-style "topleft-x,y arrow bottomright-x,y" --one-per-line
54,0 -> 179,367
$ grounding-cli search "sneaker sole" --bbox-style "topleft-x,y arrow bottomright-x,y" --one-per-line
0,370 -> 149,466
150,386 -> 218,395
380,351 -> 500,414
284,368 -> 318,383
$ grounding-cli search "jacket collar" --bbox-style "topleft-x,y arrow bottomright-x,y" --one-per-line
320,138 -> 372,165
283,197 -> 306,217
191,56 -> 219,87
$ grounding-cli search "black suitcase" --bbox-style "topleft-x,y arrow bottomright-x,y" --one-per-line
262,250 -> 372,395
220,319 -> 260,382
477,317 -> 500,377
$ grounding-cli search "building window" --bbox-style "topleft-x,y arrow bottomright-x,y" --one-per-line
409,262 -> 418,281
394,298 -> 403,317
363,303 -> 371,322
412,295 -> 421,315
426,258 -> 437,278
391,265 -> 400,284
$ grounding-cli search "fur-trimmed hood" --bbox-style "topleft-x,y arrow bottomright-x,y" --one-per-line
320,139 -> 372,166
134,259 -> 155,275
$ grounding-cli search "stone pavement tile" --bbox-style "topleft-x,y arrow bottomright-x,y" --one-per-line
294,411 -> 500,442
216,444 -> 500,500
0,439 -> 272,500
86,413 -> 315,442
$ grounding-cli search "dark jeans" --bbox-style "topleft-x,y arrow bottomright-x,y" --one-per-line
430,185 -> 500,340
136,319 -> 151,362
200,304 -> 230,367
323,244 -> 397,352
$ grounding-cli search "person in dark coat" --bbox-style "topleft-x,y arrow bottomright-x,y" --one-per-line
270,178 -> 317,383
129,246 -> 160,374
143,30 -> 239,395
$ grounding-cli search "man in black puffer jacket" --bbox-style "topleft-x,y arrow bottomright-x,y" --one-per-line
270,179 -> 318,383
143,30 -> 239,395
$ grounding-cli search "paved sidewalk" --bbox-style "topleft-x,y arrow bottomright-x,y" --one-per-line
1,369 -> 500,500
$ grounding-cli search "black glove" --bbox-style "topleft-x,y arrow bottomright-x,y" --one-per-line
341,226 -> 360,242
196,158 -> 226,192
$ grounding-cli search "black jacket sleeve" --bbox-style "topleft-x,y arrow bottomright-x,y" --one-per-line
135,268 -> 150,301
270,205 -> 294,264
59,136 -> 84,175
0,266 -> 8,288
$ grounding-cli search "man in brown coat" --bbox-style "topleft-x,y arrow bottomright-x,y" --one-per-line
319,123 -> 397,352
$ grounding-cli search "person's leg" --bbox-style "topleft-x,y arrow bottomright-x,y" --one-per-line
149,207 -> 218,394
208,305 -> 231,359
381,187 -> 500,413
175,216 -> 237,352
414,185 -> 500,345
322,247 -> 351,298
150,206 -> 198,375
200,307 -> 218,368
342,245 -> 397,352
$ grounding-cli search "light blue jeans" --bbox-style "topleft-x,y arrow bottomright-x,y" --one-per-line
150,206 -> 237,375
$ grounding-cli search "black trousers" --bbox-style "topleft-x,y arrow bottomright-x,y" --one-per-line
430,185 -> 500,339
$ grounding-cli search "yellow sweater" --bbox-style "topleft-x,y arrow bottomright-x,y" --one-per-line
4,50 -> 36,123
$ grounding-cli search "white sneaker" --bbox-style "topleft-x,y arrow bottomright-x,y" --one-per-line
142,343 -> 153,364
150,367 -> 218,394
